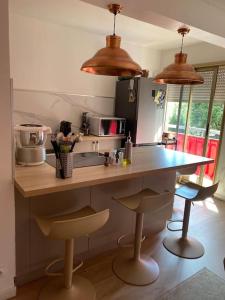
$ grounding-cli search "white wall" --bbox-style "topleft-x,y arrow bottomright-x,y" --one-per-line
9,13 -> 115,97
9,13 -> 160,96
161,42 -> 225,68
161,42 -> 225,200
0,1 -> 16,299
9,13 -> 161,133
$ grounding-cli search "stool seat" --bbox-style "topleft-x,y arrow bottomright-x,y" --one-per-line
113,189 -> 159,211
35,206 -> 96,237
175,181 -> 219,201
175,182 -> 200,200
35,206 -> 109,240
35,206 -> 109,300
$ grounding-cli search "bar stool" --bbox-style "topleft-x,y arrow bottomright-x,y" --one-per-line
167,166 -> 197,231
112,188 -> 173,286
35,206 -> 109,300
163,182 -> 218,259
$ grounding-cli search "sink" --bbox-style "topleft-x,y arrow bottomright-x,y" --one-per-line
46,152 -> 105,169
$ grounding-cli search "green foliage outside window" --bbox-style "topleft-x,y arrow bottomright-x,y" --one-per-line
169,102 -> 224,130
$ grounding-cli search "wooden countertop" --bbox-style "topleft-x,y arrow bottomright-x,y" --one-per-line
15,147 -> 213,198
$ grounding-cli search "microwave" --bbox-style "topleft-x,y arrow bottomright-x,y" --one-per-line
89,116 -> 126,136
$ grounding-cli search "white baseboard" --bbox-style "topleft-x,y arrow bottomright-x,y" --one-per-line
0,286 -> 16,300
215,191 -> 225,201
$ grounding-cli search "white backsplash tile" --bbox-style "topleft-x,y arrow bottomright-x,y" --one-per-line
13,89 -> 115,132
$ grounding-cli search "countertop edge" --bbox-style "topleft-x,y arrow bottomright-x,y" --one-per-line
15,159 -> 214,198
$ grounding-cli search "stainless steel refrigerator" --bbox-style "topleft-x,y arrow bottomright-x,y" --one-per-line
115,77 -> 167,146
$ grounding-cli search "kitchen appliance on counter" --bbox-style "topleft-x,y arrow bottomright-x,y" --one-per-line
115,77 -> 167,145
14,124 -> 52,165
80,112 -> 90,136
88,115 -> 126,136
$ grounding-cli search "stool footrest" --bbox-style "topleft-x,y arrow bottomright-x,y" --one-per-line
45,257 -> 84,277
117,233 -> 146,248
72,260 -> 83,273
45,258 -> 64,277
167,220 -> 183,232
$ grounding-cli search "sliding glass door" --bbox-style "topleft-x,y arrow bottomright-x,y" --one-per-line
164,65 -> 225,186
184,68 -> 216,185
203,67 -> 225,185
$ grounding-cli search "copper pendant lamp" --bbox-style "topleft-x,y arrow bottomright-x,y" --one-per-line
80,4 -> 143,77
154,27 -> 204,85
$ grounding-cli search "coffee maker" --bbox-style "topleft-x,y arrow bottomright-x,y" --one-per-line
14,124 -> 52,165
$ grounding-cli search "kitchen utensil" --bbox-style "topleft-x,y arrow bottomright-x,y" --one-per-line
70,140 -> 76,152
56,153 -> 73,178
51,138 -> 65,179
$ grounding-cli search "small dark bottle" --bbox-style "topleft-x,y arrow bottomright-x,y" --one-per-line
80,112 -> 90,136
104,152 -> 110,167
60,120 -> 72,137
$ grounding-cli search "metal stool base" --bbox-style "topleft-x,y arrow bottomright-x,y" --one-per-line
112,251 -> 159,286
163,235 -> 204,259
39,276 -> 96,300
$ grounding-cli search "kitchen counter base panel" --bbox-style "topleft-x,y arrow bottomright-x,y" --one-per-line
15,172 -> 176,286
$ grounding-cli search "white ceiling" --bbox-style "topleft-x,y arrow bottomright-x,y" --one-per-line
203,0 -> 225,11
9,0 -> 200,50
81,0 -> 225,49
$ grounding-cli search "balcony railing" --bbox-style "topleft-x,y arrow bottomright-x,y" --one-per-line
166,125 -> 219,180
177,134 -> 218,180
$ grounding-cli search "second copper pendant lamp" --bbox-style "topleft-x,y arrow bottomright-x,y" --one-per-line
154,27 -> 204,85
81,4 -> 143,77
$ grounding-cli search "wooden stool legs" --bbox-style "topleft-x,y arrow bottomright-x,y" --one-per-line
163,200 -> 204,259
134,213 -> 144,261
112,213 -> 159,286
182,200 -> 191,239
39,239 -> 96,300
64,239 -> 74,289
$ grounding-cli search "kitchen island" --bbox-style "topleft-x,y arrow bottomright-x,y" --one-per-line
15,147 -> 212,198
14,147 -> 213,285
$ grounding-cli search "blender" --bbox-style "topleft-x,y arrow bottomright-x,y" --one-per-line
14,124 -> 52,165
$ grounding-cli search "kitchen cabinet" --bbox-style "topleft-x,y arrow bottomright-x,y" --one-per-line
74,135 -> 123,153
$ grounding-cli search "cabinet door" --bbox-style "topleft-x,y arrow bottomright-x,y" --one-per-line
98,139 -> 121,152
75,141 -> 95,153
88,179 -> 141,253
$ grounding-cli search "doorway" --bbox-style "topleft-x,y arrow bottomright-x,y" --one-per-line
164,65 -> 225,186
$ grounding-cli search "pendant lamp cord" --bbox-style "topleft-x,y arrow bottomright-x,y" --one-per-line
180,34 -> 184,53
113,13 -> 116,35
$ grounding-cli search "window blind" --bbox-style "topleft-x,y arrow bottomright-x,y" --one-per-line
166,85 -> 190,102
191,70 -> 214,102
166,70 -> 215,103
166,85 -> 181,102
214,66 -> 225,103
